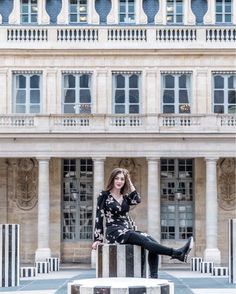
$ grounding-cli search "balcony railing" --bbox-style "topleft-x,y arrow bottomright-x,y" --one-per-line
0,114 -> 235,134
0,25 -> 235,49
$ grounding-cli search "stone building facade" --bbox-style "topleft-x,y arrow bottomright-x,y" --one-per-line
0,0 -> 235,266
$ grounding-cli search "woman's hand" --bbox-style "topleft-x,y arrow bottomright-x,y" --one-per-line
92,240 -> 101,250
124,170 -> 135,192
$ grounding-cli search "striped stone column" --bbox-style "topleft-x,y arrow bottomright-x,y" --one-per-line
68,278 -> 174,294
97,244 -> 146,278
0,224 -> 20,287
229,219 -> 236,284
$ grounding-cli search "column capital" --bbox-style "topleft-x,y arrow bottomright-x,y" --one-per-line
146,157 -> 160,162
93,157 -> 106,162
205,157 -> 219,162
36,157 -> 51,162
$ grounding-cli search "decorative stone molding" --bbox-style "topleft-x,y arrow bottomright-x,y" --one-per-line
0,14 -> 2,24
218,158 -> 236,211
108,0 -> 147,25
8,158 -> 38,210
203,0 -> 215,24
155,0 -> 195,25
9,0 -> 49,25
57,0 -> 99,24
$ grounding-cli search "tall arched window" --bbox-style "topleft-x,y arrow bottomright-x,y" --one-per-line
69,0 -> 87,23
166,0 -> 183,24
21,0 -> 38,24
119,0 -> 135,24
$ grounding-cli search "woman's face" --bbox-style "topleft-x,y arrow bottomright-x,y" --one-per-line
113,172 -> 125,190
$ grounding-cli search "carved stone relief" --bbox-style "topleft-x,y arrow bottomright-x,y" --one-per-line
218,158 -> 236,210
8,158 -> 38,210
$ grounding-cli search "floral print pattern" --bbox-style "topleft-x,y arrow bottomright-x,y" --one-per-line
94,190 -> 141,244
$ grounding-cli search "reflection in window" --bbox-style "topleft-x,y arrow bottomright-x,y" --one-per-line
213,73 -> 236,114
162,73 -> 191,114
161,159 -> 193,240
21,0 -> 38,24
63,73 -> 92,114
69,0 -> 87,23
113,73 -> 140,114
62,159 -> 93,241
14,73 -> 41,113
216,0 -> 232,24
166,0 -> 183,24
119,0 -> 135,23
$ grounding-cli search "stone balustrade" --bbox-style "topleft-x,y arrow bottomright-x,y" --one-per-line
0,114 -> 235,134
0,25 -> 235,50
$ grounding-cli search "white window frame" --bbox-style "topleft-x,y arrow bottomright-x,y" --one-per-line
69,0 -> 88,24
62,73 -> 92,114
216,0 -> 232,24
166,0 -> 184,24
13,72 -> 42,114
20,0 -> 38,24
212,73 -> 236,114
161,73 -> 192,114
113,72 -> 141,114
119,0 -> 136,24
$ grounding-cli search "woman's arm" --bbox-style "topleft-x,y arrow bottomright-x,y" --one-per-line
92,192 -> 106,249
125,173 -> 141,205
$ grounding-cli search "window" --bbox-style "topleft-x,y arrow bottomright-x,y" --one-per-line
69,0 -> 87,23
213,73 -> 236,114
119,0 -> 135,23
63,73 -> 92,114
161,159 -> 194,240
162,73 -> 191,114
62,159 -> 93,241
13,73 -> 41,113
216,0 -> 232,24
166,0 -> 183,24
21,0 -> 38,24
113,73 -> 140,114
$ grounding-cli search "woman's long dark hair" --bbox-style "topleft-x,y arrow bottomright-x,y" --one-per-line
105,168 -> 129,195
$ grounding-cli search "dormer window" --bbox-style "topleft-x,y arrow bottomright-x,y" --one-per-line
119,0 -> 135,24
69,0 -> 88,23
216,0 -> 232,24
21,0 -> 38,24
166,0 -> 183,24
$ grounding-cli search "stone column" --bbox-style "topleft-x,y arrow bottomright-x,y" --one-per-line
147,158 -> 161,241
46,69 -> 57,114
0,69 -> 8,114
204,158 -> 221,264
93,158 -> 105,223
195,70 -> 208,114
35,158 -> 51,261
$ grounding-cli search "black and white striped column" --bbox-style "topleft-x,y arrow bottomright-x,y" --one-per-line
0,224 -> 20,287
20,267 -> 37,278
46,257 -> 60,271
213,267 -> 228,276
200,261 -> 214,274
229,219 -> 236,284
68,277 -> 174,294
35,261 -> 50,274
97,244 -> 146,278
190,257 -> 203,271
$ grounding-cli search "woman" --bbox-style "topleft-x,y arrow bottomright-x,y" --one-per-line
92,168 -> 194,278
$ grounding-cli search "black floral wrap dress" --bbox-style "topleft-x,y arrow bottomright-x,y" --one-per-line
94,190 -> 141,244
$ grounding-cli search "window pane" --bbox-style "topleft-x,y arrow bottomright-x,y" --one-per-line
16,90 -> 26,103
129,90 -> 139,103
30,75 -> 40,88
65,75 -> 75,88
64,104 -> 75,113
176,15 -> 183,23
115,90 -> 125,103
163,90 -> 174,103
179,75 -> 187,88
225,14 -> 232,23
17,75 -> 26,88
116,75 -> 125,88
228,105 -> 236,114
228,76 -> 235,88
228,90 -> 236,104
214,90 -> 224,103
216,15 -> 222,22
214,76 -> 224,88
16,105 -> 26,113
165,75 -> 175,88
80,75 -> 89,88
129,75 -> 138,88
31,14 -> 37,23
163,105 -> 175,113
129,105 -> 139,113
214,105 -> 224,113
80,89 -> 91,103
115,105 -> 125,114
70,14 -> 77,22
30,105 -> 40,113
21,15 -> 29,23
65,90 -> 75,103
179,90 -> 189,103
179,104 -> 190,113
30,90 -> 40,103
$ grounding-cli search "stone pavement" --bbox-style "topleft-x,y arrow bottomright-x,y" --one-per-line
0,265 -> 235,294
